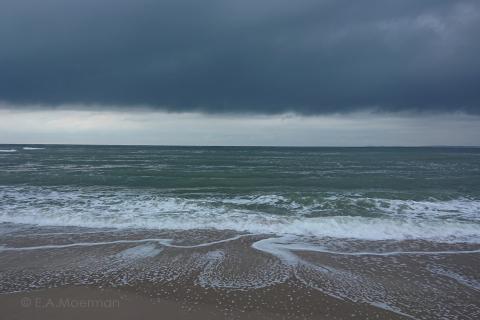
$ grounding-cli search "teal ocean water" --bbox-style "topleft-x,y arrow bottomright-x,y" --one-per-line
1,145 -> 479,242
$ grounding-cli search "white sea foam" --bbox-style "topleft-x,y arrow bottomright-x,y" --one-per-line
371,198 -> 480,221
220,194 -> 480,221
428,265 -> 480,291
22,147 -> 45,150
0,186 -> 479,242
252,236 -> 480,259
0,149 -> 16,152
196,249 -> 290,289
0,234 -> 251,252
222,194 -> 298,207
0,238 -> 170,251
0,209 -> 478,242
114,244 -> 162,260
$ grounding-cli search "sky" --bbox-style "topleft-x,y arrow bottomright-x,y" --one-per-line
1,0 -> 479,145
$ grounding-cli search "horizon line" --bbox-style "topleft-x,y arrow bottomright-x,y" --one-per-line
1,143 -> 479,148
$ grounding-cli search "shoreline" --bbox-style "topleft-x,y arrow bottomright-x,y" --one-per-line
1,224 -> 479,319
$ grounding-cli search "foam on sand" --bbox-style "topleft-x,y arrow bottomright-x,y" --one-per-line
114,244 -> 163,260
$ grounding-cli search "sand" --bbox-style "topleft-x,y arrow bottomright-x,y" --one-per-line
1,224 -> 479,319
1,284 -> 405,320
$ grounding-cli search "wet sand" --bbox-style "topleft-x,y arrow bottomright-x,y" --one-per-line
0,286 -> 284,320
0,284 -> 404,320
1,224 -> 479,319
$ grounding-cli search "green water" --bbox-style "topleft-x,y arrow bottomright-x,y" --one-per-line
0,145 -> 479,239
2,145 -> 479,194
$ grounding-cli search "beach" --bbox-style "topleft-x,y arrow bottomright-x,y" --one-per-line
1,225 -> 479,319
0,284 -> 403,320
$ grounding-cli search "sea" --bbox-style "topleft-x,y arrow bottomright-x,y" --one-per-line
0,145 -> 479,242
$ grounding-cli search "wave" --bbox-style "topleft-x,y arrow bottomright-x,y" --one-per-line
222,194 -> 480,221
22,147 -> 45,150
0,211 -> 478,242
0,186 -> 479,242
0,149 -> 16,153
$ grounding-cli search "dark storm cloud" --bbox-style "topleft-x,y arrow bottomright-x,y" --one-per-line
0,0 -> 479,114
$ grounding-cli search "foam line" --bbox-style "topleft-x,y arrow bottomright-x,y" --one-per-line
0,238 -> 170,251
0,234 -> 253,252
13,230 -> 119,237
251,237 -> 480,260
281,242 -> 480,256
294,247 -> 480,256
163,234 -> 253,248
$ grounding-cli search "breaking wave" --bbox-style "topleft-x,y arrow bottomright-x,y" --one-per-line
0,186 -> 479,242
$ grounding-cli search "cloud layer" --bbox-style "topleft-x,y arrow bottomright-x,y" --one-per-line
1,0 -> 479,114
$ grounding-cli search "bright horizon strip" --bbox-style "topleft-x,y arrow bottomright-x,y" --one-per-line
0,107 -> 479,146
